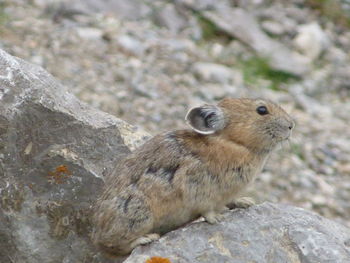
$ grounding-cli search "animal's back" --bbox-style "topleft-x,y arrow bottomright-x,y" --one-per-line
91,131 -> 203,254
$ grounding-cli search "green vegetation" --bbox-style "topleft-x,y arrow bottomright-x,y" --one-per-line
290,143 -> 305,161
196,14 -> 232,42
305,0 -> 350,28
239,56 -> 299,91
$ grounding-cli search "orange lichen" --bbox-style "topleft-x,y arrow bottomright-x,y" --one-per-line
145,257 -> 172,263
47,165 -> 72,184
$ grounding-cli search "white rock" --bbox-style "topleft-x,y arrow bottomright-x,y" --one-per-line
192,62 -> 240,85
76,27 -> 103,40
294,22 -> 330,60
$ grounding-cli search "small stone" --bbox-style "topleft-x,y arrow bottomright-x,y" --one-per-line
261,20 -> 285,35
311,195 -> 327,206
76,27 -> 104,40
154,4 -> 187,33
117,35 -> 146,56
314,176 -> 335,195
294,22 -> 330,61
30,55 -> 44,66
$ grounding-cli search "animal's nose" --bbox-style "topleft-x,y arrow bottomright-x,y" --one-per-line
288,121 -> 295,130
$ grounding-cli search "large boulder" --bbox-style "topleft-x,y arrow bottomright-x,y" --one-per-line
0,48 -> 148,263
125,202 -> 350,263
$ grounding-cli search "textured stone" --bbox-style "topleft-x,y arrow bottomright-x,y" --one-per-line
294,23 -> 330,61
0,48 -> 149,263
125,203 -> 350,263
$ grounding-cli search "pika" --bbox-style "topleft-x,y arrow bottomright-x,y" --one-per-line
92,98 -> 294,256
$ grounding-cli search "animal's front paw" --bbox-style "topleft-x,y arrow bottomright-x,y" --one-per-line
231,197 -> 256,209
130,233 -> 160,249
203,211 -> 225,224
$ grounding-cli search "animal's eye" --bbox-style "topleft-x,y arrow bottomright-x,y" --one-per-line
256,106 -> 269,115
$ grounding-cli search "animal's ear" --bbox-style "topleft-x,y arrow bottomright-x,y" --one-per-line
185,104 -> 226,134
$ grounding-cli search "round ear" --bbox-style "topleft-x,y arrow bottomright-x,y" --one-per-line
185,104 -> 226,134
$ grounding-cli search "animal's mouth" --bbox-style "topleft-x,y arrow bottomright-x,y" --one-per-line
271,129 -> 292,142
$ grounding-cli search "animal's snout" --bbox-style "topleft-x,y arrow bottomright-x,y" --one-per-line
272,118 -> 294,141
288,120 -> 295,130
279,117 -> 294,131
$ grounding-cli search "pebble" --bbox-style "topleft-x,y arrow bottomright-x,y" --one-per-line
261,20 -> 285,35
76,27 -> 104,40
117,35 -> 146,56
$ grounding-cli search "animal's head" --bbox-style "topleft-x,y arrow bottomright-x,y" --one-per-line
185,98 -> 294,153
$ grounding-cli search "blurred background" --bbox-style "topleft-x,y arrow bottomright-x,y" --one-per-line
0,0 -> 349,227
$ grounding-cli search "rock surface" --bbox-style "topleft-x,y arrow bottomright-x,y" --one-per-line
125,203 -> 350,263
0,48 -> 148,262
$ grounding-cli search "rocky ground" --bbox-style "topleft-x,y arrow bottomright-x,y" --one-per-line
1,0 -> 349,228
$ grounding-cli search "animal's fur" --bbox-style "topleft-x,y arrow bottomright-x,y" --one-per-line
91,98 -> 294,256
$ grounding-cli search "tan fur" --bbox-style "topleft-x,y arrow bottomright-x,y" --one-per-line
91,98 -> 294,256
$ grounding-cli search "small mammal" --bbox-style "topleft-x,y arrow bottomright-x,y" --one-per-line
92,98 -> 294,256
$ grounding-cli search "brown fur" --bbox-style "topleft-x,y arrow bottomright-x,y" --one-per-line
91,98 -> 294,256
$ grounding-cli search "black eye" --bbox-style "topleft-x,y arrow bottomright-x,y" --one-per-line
256,106 -> 269,115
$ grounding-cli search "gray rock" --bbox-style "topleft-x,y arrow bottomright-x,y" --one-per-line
125,203 -> 350,263
117,35 -> 146,57
0,48 -> 149,263
154,4 -> 187,34
261,20 -> 285,35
